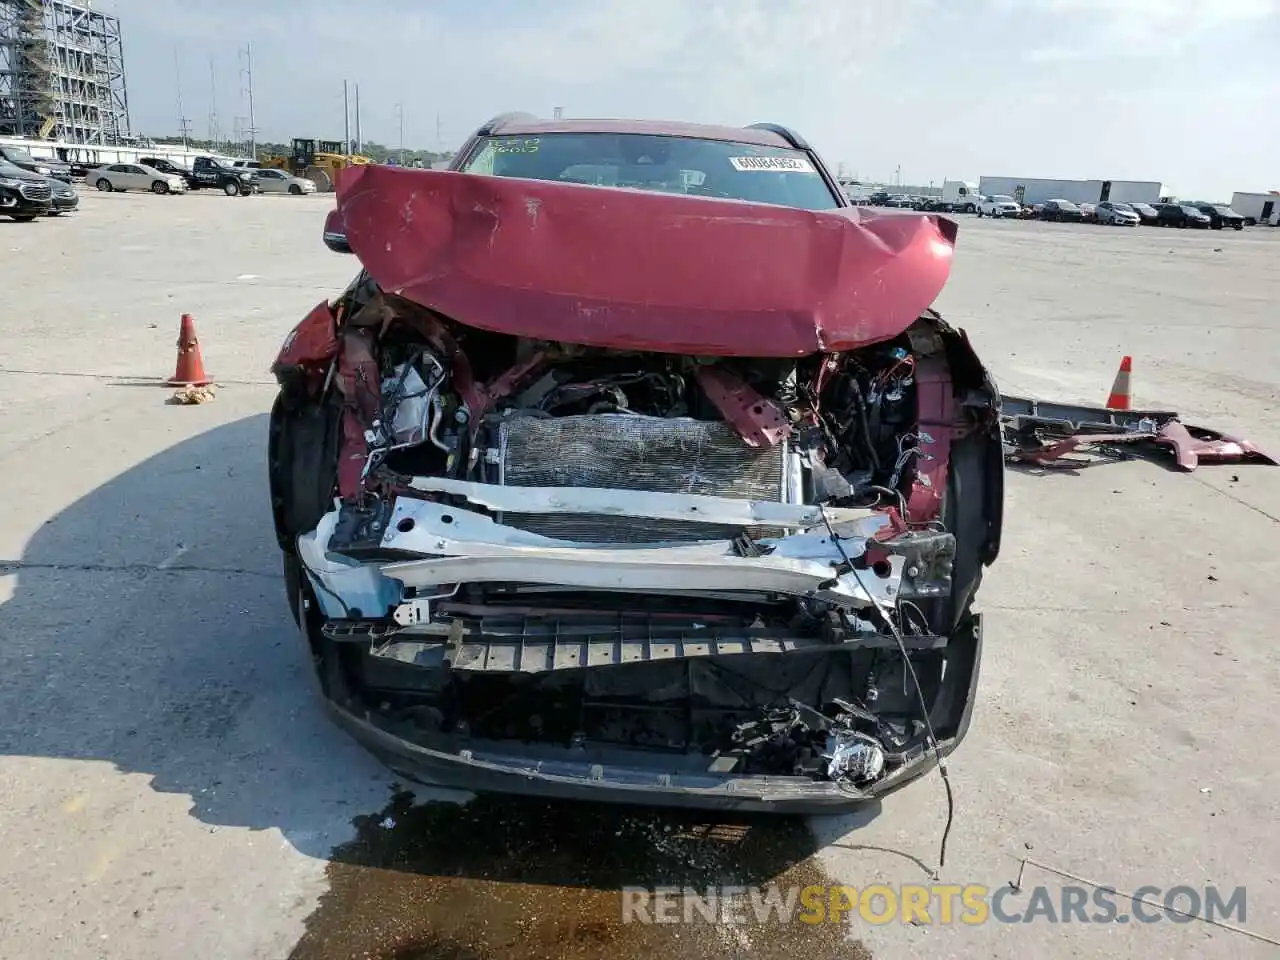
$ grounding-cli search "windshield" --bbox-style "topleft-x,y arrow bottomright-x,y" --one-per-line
459,133 -> 841,211
1054,200 -> 1079,211
992,195 -> 1014,203
1215,206 -> 1239,215
3,147 -> 36,164
1112,203 -> 1134,212
1181,206 -> 1203,215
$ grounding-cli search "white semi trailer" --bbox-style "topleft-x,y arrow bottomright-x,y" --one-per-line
978,177 -> 1162,206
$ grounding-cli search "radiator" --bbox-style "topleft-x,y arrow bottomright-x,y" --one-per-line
495,413 -> 788,543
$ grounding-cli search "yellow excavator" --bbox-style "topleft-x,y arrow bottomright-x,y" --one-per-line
261,138 -> 372,192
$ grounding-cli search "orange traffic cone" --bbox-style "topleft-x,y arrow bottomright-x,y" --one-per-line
167,313 -> 213,386
1105,355 -> 1132,410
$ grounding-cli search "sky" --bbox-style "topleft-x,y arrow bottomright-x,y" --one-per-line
97,0 -> 1280,199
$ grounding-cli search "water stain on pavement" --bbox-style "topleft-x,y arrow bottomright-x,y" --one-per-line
290,789 -> 872,960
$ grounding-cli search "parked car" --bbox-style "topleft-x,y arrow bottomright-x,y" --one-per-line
867,190 -> 891,206
189,156 -> 259,195
138,157 -> 196,188
1155,203 -> 1211,228
45,175 -> 78,215
1079,202 -> 1096,221
977,195 -> 1021,218
0,160 -> 52,220
252,168 -> 317,195
886,194 -> 914,208
1129,202 -> 1160,225
1095,201 -> 1140,226
1192,204 -> 1245,231
92,163 -> 188,194
0,144 -> 73,182
273,113 -> 1005,812
1040,199 -> 1084,222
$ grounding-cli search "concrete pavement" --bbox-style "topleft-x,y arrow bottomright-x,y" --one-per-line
1,192 -> 1277,958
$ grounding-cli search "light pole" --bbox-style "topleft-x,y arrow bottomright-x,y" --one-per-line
240,44 -> 256,158
396,102 -> 405,165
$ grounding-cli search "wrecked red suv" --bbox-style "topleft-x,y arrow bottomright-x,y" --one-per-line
268,114 -> 1004,811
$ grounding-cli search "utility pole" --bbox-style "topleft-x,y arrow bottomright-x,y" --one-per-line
396,102 -> 405,165
208,57 -> 219,149
435,112 -> 443,152
895,164 -> 901,187
343,80 -> 351,155
174,48 -> 190,148
354,84 -> 361,153
553,106 -> 563,120
239,44 -> 256,158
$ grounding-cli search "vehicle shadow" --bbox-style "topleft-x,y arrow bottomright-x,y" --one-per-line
0,415 -> 876,958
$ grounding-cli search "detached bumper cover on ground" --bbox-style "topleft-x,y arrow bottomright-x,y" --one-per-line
269,164 -> 1004,810
1000,395 -> 1278,471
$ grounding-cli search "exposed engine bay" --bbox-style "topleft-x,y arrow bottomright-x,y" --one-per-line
269,276 -> 1004,807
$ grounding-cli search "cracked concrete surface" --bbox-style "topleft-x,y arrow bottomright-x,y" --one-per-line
1,193 -> 1278,958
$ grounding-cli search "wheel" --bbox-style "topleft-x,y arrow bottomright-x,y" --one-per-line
9,214 -> 36,222
223,180 -> 240,197
304,166 -> 333,193
96,178 -> 111,191
151,180 -> 169,195
288,184 -> 302,195
1234,223 -> 1243,231
47,210 -> 61,217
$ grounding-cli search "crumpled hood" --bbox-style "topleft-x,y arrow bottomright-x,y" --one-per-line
335,164 -> 957,357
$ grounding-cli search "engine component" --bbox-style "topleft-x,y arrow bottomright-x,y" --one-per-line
491,413 -> 791,543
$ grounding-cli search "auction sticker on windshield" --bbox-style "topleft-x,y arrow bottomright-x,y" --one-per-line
729,156 -> 816,173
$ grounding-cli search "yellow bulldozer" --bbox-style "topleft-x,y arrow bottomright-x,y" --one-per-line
262,138 -> 373,193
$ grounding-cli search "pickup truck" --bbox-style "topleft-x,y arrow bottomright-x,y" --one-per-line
977,195 -> 1022,218
189,156 -> 259,195
138,156 -> 197,188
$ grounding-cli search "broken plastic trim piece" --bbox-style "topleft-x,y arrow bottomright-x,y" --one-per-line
999,394 -> 1278,472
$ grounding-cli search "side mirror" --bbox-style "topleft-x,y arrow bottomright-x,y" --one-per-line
322,207 -> 351,254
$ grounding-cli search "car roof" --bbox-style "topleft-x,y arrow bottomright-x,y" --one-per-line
484,115 -> 800,148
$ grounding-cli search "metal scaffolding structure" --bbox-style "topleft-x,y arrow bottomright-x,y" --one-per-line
0,0 -> 131,144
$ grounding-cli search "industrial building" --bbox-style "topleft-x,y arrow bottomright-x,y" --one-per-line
978,176 -> 1163,206
0,0 -> 131,144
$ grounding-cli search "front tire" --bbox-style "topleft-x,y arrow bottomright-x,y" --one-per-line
224,180 -> 240,197
96,178 -> 112,192
289,184 -> 302,195
152,181 -> 169,195
9,214 -> 36,222
964,203 -> 975,214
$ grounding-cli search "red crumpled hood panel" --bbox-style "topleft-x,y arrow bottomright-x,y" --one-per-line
335,165 -> 957,357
